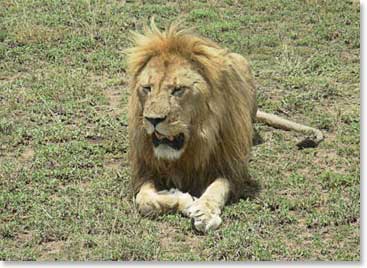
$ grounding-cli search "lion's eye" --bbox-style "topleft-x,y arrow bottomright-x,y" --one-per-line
141,85 -> 151,95
172,86 -> 186,97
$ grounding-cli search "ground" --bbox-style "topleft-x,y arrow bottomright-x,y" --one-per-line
0,0 -> 360,261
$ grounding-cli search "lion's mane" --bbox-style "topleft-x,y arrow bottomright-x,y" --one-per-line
126,21 -> 257,200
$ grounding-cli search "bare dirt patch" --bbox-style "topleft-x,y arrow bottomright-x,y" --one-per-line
39,241 -> 65,260
157,222 -> 201,256
17,232 -> 33,242
104,88 -> 123,116
20,147 -> 34,162
89,74 -> 128,117
104,157 -> 124,170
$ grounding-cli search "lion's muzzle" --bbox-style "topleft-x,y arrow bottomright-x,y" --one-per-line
144,116 -> 167,127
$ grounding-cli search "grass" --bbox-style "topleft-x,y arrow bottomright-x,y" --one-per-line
0,0 -> 360,261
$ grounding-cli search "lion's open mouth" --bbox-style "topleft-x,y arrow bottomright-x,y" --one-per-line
152,131 -> 185,150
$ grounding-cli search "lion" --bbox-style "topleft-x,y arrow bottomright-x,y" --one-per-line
125,20 -> 323,232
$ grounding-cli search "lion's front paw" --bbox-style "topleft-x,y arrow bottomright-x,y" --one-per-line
135,191 -> 160,216
186,199 -> 222,233
158,188 -> 196,213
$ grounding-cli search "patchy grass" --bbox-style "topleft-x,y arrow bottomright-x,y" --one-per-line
0,0 -> 359,261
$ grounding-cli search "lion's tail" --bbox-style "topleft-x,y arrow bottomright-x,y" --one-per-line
256,110 -> 324,149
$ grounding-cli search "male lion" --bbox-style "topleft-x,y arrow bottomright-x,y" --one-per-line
126,20 -> 323,232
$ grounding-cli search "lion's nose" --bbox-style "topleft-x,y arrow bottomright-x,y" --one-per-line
145,116 -> 167,127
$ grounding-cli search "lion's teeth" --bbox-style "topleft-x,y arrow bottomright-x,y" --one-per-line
155,132 -> 163,139
154,132 -> 174,141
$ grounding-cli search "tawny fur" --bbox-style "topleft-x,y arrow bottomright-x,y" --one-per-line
126,21 -> 256,201
125,20 -> 323,204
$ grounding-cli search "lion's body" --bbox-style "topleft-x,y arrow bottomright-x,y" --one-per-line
126,20 -> 323,232
127,23 -> 256,201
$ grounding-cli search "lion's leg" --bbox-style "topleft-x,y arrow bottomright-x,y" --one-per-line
135,181 -> 195,216
185,178 -> 230,233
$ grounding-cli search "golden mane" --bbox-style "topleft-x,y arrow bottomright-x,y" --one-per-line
126,20 -> 257,200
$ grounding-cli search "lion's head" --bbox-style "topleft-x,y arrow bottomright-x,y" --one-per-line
132,55 -> 208,160
126,20 -> 256,198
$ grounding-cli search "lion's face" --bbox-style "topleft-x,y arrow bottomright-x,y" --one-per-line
135,56 -> 208,160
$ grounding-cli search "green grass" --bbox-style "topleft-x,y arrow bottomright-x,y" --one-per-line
0,0 -> 359,261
